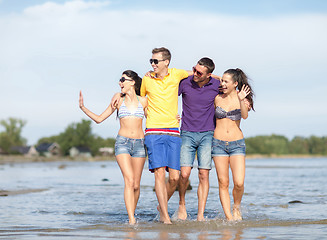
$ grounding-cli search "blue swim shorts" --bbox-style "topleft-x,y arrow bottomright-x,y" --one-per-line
211,138 -> 246,157
114,135 -> 146,158
144,129 -> 182,172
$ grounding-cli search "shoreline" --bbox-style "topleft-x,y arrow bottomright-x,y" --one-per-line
245,154 -> 326,159
0,155 -> 116,164
0,154 -> 325,164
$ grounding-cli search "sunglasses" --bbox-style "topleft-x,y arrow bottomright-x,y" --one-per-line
149,59 -> 165,64
192,66 -> 204,77
119,77 -> 134,83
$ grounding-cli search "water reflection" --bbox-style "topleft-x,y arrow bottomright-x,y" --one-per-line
122,228 -> 244,240
124,230 -> 137,240
219,228 -> 243,240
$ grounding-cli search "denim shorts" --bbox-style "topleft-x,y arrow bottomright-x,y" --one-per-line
144,133 -> 182,172
212,138 -> 246,157
114,135 -> 146,158
180,130 -> 213,169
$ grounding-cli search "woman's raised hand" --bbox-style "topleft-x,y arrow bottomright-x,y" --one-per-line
238,85 -> 251,101
79,91 -> 84,109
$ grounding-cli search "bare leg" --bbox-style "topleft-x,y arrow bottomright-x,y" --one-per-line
116,154 -> 136,225
156,168 -> 180,222
131,157 -> 146,214
197,168 -> 209,221
230,155 -> 245,220
178,166 -> 192,220
166,168 -> 180,201
153,167 -> 171,224
213,156 -> 233,221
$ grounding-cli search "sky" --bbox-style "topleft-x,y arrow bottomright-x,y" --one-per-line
1,0 -> 327,145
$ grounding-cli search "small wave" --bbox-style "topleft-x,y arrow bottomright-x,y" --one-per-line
65,211 -> 86,215
33,210 -> 53,214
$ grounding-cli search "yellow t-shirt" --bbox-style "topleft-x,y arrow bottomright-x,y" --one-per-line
141,68 -> 188,128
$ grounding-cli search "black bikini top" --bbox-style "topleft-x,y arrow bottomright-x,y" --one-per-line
215,106 -> 241,121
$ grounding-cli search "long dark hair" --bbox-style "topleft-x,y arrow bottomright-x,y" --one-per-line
117,70 -> 142,118
224,68 -> 255,111
122,70 -> 142,96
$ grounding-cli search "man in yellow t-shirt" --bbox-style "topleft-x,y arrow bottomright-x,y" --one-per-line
141,47 -> 190,224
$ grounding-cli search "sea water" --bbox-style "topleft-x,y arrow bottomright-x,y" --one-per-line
0,157 -> 326,239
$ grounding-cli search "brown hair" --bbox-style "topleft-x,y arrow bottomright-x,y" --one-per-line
152,47 -> 171,63
224,68 -> 255,111
197,57 -> 215,73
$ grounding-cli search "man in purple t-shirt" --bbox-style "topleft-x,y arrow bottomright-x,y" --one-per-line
177,57 -> 220,221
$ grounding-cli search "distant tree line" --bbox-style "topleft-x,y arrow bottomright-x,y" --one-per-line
0,118 -> 27,153
0,117 -> 326,156
36,119 -> 115,156
245,134 -> 327,155
0,117 -> 114,156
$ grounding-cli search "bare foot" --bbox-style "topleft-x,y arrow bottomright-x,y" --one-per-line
177,204 -> 187,220
162,219 -> 172,224
159,213 -> 172,224
157,205 -> 172,224
197,215 -> 205,221
233,206 -> 242,221
129,218 -> 136,225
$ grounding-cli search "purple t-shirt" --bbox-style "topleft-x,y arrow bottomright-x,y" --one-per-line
178,76 -> 220,132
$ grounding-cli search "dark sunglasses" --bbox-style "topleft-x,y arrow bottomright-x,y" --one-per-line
192,66 -> 204,77
119,77 -> 134,83
149,59 -> 165,64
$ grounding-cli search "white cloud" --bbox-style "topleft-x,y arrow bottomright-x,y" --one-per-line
1,0 -> 327,144
23,0 -> 111,16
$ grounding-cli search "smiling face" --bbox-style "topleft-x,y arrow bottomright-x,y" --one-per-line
193,64 -> 211,84
220,73 -> 238,94
119,74 -> 135,94
150,52 -> 169,74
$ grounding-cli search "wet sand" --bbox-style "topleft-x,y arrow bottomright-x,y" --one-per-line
0,188 -> 48,197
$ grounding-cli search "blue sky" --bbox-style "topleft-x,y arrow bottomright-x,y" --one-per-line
1,0 -> 327,145
1,0 -> 327,15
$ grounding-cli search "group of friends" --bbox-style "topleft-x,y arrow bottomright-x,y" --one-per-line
79,47 -> 255,225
